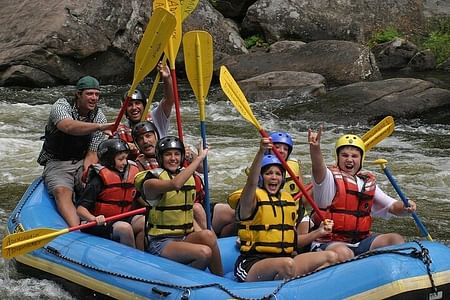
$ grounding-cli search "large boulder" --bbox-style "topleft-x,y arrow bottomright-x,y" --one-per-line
278,78 -> 450,124
238,71 -> 326,101
242,0 -> 424,43
0,0 -> 247,87
217,40 -> 381,85
0,0 -> 144,87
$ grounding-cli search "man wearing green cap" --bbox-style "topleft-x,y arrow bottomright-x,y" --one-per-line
37,75 -> 115,227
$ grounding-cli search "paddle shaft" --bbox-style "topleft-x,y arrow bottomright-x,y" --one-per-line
2,207 -> 147,258
73,207 -> 147,232
141,57 -> 165,121
259,129 -> 325,221
200,122 -> 212,229
380,166 -> 433,241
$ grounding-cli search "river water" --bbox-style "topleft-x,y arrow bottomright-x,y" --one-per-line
0,79 -> 449,299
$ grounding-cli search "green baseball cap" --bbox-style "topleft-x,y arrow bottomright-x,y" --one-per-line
76,76 -> 100,90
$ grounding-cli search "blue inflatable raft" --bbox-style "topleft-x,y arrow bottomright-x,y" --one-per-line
4,178 -> 450,299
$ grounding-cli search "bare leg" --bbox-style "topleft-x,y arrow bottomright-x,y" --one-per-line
53,187 -> 80,227
370,233 -> 404,250
131,215 -> 146,250
293,251 -> 338,275
246,257 -> 295,281
185,230 -> 224,276
326,242 -> 354,262
161,238 -> 212,270
212,203 -> 236,237
193,203 -> 207,230
112,221 -> 136,248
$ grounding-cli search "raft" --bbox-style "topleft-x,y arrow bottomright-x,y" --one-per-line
5,177 -> 450,299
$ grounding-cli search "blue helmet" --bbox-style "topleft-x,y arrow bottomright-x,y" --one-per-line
258,154 -> 285,188
270,132 -> 293,157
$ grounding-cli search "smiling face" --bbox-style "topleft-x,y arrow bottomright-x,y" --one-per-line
162,149 -> 182,173
114,152 -> 129,172
76,89 -> 100,115
126,100 -> 144,123
261,165 -> 284,195
273,143 -> 290,160
337,146 -> 362,176
136,131 -> 158,158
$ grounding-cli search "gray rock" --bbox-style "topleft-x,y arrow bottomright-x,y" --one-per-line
238,71 -> 326,101
0,0 -> 247,87
217,40 -> 381,85
287,78 -> 450,124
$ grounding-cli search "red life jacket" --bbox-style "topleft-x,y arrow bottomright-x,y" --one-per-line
193,173 -> 205,204
319,166 -> 376,243
115,123 -> 133,143
135,154 -> 159,171
91,162 -> 139,218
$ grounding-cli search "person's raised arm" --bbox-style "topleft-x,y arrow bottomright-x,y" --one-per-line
239,138 -> 271,219
158,62 -> 175,118
308,125 -> 327,184
143,146 -> 208,199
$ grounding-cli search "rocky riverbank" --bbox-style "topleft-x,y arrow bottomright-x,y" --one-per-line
1,0 -> 449,124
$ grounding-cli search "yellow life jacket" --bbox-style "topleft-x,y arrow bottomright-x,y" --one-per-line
137,169 -> 196,236
238,189 -> 298,254
283,159 -> 302,195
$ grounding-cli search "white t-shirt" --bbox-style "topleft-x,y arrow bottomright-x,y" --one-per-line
313,168 -> 396,219
150,102 -> 170,138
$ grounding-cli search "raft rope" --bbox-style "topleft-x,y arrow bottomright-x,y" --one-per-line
42,239 -> 437,300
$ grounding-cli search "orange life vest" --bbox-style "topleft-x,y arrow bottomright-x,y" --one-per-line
135,154 -> 159,171
91,162 -> 139,218
319,166 -> 376,243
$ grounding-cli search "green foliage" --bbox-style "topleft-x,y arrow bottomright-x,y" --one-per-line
422,19 -> 450,64
244,34 -> 266,49
368,26 -> 402,48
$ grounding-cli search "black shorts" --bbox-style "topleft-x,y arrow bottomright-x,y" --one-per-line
234,253 -> 290,282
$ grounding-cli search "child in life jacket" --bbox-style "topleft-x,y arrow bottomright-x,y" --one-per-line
234,137 -> 338,282
134,136 -> 223,276
76,138 -> 146,249
132,121 -> 207,231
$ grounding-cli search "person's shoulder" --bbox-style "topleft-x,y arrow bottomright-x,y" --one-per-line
51,98 -> 71,110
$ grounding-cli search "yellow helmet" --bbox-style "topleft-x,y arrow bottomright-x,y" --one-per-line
335,134 -> 366,163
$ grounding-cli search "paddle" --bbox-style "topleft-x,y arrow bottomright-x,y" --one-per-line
370,159 -> 433,241
183,31 -> 214,229
2,208 -> 147,259
361,116 -> 394,151
219,66 -> 325,221
152,0 -> 184,141
141,0 -> 200,121
112,8 -> 176,132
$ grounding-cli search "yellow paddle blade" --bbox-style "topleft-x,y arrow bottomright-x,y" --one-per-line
181,0 -> 199,21
219,66 -> 261,129
128,8 -> 176,96
183,31 -> 213,121
2,228 -> 68,259
362,116 -> 395,151
153,0 -> 182,70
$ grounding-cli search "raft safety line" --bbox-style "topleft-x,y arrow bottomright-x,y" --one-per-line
42,239 -> 435,300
